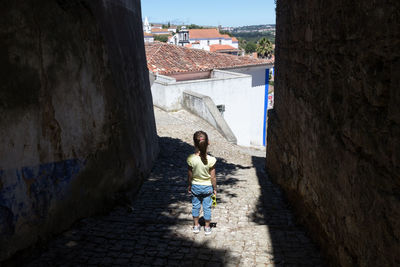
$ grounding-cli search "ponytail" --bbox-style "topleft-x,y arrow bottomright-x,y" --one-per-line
198,140 -> 208,165
193,131 -> 209,165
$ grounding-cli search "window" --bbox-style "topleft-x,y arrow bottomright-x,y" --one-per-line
207,40 -> 210,46
219,39 -> 222,45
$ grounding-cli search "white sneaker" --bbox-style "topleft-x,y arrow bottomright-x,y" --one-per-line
204,227 -> 212,235
193,225 -> 200,234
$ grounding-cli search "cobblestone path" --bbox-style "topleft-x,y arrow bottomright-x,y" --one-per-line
19,107 -> 323,266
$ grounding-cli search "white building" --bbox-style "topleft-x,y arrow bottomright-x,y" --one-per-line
168,28 -> 240,54
151,28 -> 171,35
144,32 -> 154,43
145,42 -> 274,147
143,17 -> 151,33
143,17 -> 175,35
167,26 -> 177,33
152,24 -> 163,29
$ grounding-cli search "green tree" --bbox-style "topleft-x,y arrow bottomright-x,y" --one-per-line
230,31 -> 275,44
187,24 -> 204,29
244,42 -> 257,54
256,37 -> 273,58
219,30 -> 233,37
238,38 -> 247,50
154,35 -> 169,43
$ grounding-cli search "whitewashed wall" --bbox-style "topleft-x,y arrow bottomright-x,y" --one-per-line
226,65 -> 273,146
151,69 -> 267,147
150,75 -> 181,111
221,38 -> 235,47
192,38 -> 234,50
221,38 -> 230,45
144,36 -> 154,43
168,34 -> 237,50
226,65 -> 270,89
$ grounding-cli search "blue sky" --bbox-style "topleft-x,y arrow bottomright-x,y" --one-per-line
141,0 -> 276,27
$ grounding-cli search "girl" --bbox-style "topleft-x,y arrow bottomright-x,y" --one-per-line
187,131 -> 217,235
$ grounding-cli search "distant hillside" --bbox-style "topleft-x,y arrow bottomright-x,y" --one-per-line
220,24 -> 276,54
232,31 -> 275,44
223,24 -> 276,44
231,24 -> 275,32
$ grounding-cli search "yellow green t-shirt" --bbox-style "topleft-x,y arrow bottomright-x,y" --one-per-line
187,154 -> 217,185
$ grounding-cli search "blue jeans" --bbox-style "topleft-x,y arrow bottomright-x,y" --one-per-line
191,184 -> 213,221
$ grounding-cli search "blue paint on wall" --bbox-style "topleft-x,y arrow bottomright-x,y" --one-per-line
0,159 -> 86,234
263,68 -> 270,146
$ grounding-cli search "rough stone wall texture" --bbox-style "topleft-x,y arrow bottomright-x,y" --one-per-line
267,0 -> 399,266
0,0 -> 158,260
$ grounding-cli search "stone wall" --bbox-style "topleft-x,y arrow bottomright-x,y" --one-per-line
0,0 -> 158,260
267,0 -> 399,266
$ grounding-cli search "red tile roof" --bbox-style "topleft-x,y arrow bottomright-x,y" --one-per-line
151,29 -> 170,34
144,32 -> 153,37
232,37 -> 239,42
209,44 -> 238,52
189,28 -> 225,39
145,42 -> 274,75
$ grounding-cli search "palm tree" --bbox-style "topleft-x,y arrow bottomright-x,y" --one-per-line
256,37 -> 273,58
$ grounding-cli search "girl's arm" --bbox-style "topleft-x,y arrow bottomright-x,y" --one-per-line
210,166 -> 216,196
187,166 -> 193,193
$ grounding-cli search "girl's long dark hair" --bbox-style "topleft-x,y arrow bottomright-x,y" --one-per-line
193,131 -> 209,165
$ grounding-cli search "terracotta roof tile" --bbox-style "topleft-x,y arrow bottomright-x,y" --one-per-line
209,44 -> 238,52
189,28 -> 225,39
232,37 -> 239,42
151,29 -> 170,34
145,42 -> 274,75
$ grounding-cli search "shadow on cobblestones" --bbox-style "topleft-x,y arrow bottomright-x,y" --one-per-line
4,136 -> 246,266
251,156 -> 325,266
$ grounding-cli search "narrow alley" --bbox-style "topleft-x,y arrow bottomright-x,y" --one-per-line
17,107 -> 323,266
